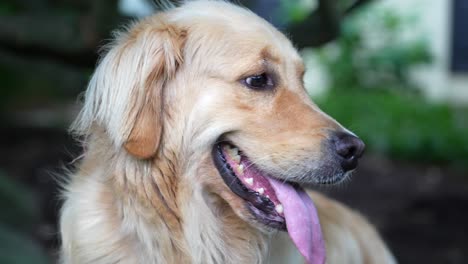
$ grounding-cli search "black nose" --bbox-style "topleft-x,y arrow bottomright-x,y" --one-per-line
332,132 -> 365,171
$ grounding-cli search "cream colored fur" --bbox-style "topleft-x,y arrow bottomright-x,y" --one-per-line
60,1 -> 397,263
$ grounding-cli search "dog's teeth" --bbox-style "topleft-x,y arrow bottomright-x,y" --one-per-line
237,164 -> 244,175
226,148 -> 241,162
232,154 -> 241,163
245,177 -> 253,185
275,204 -> 284,214
225,148 -> 233,157
223,145 -> 241,163
256,188 -> 264,195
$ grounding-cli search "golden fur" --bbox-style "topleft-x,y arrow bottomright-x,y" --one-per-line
60,1 -> 396,263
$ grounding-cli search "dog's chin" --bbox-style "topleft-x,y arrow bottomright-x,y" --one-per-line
211,140 -> 349,232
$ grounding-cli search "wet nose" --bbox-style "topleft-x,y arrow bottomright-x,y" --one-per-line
332,132 -> 365,171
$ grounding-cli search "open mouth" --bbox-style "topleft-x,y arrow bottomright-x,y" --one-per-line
212,142 -> 287,230
212,141 -> 327,264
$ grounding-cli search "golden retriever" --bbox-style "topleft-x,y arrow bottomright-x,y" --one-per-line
60,1 -> 396,263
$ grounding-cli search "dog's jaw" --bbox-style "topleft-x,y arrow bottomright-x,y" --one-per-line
189,154 -> 274,259
182,179 -> 271,263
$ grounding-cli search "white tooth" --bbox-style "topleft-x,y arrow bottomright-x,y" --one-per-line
232,154 -> 241,163
237,164 -> 244,175
245,177 -> 253,185
275,204 -> 284,214
226,148 -> 234,156
256,188 -> 264,195
232,147 -> 239,154
227,147 -> 236,154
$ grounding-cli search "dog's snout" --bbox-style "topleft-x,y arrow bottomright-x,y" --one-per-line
332,132 -> 365,171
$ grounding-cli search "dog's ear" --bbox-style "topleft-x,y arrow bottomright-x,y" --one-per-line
71,16 -> 186,159
123,20 -> 186,159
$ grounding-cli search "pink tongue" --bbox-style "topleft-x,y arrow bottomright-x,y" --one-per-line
268,178 -> 326,264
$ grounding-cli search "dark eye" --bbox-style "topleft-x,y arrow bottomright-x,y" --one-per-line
243,73 -> 274,90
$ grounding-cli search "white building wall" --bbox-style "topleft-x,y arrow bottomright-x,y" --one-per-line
383,0 -> 468,104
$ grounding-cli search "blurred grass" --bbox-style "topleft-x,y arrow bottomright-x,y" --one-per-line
315,89 -> 468,164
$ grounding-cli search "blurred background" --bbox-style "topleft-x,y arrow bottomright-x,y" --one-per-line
0,0 -> 467,263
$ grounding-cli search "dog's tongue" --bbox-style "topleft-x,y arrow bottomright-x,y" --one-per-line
268,178 -> 326,264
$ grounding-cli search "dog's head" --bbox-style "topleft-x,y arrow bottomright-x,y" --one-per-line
73,0 -> 364,250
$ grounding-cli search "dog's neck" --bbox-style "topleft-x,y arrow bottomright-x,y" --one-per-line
70,135 -> 269,263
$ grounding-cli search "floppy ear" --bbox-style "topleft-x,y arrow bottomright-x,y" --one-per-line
71,16 -> 186,159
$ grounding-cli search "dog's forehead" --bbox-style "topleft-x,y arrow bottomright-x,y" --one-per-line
172,1 -> 302,64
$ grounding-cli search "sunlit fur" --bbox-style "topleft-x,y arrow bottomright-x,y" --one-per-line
60,1 -> 396,263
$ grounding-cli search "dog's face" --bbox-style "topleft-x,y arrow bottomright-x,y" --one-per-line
80,1 -> 364,234
163,3 -> 365,231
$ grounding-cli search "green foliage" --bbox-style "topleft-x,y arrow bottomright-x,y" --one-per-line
317,4 -> 432,91
278,0 -> 316,24
0,2 -> 20,15
308,2 -> 462,163
315,89 -> 468,164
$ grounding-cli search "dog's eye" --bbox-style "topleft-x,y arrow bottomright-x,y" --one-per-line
243,73 -> 274,90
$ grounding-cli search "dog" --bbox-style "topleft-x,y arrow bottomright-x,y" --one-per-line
60,1 -> 396,263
